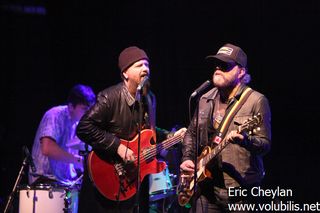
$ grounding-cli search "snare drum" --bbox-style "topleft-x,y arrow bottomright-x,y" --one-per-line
18,184 -> 78,213
149,167 -> 174,201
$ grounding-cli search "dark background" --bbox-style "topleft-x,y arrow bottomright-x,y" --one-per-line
1,0 -> 320,211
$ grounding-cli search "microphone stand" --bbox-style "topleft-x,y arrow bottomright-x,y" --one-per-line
191,95 -> 200,213
134,89 -> 144,213
4,150 -> 29,213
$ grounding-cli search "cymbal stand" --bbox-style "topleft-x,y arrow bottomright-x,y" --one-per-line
4,155 -> 29,213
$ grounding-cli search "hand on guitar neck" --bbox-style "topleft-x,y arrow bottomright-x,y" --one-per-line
174,127 -> 187,138
224,130 -> 245,144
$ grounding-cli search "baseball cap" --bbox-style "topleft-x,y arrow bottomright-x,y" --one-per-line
206,43 -> 247,68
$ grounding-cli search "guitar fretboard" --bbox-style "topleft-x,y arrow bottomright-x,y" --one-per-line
144,134 -> 183,160
202,139 -> 230,166
201,120 -> 251,166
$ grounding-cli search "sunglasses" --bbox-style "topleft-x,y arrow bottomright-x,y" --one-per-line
214,62 -> 238,72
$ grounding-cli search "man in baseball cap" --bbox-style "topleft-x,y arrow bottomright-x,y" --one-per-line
180,42 -> 271,212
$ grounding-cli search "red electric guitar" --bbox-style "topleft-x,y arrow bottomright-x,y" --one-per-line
87,129 -> 183,201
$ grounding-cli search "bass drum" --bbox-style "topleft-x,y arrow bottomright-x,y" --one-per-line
18,184 -> 78,213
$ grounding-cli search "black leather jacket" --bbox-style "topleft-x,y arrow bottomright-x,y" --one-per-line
76,82 -> 167,156
182,85 -> 271,187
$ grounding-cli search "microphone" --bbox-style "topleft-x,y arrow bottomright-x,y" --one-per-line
190,80 -> 212,98
137,76 -> 150,92
23,146 -> 37,173
136,76 -> 150,101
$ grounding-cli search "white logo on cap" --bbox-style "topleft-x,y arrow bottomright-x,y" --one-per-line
217,47 -> 233,56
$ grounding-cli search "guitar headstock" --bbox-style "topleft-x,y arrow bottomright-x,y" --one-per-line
237,113 -> 262,135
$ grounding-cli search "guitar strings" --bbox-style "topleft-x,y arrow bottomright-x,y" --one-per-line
131,134 -> 183,166
145,134 -> 183,159
136,134 -> 183,165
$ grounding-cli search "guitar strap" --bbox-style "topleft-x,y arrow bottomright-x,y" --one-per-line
212,87 -> 253,145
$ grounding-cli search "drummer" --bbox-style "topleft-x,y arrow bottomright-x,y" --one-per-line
28,84 -> 95,211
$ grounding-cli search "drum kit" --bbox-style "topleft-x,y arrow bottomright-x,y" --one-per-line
4,144 -> 180,213
3,145 -> 82,213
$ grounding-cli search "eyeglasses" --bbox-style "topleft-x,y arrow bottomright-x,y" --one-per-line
214,62 -> 238,72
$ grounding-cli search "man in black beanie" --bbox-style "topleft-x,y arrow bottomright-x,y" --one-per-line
76,46 -> 186,213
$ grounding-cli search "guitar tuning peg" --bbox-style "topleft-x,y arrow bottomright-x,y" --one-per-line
249,130 -> 252,135
257,127 -> 261,131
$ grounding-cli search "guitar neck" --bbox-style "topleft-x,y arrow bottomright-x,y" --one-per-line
202,138 -> 230,166
201,121 -> 251,166
152,134 -> 183,157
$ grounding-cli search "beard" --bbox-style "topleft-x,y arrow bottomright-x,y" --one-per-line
213,73 -> 238,88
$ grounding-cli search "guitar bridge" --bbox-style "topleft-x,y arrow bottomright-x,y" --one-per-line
114,163 -> 125,178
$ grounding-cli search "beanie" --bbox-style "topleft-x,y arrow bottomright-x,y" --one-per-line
118,46 -> 149,72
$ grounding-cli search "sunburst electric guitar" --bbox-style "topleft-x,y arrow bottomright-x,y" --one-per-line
177,114 -> 262,206
87,129 -> 183,201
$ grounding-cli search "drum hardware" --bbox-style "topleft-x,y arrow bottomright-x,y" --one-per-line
63,174 -> 83,213
69,174 -> 83,189
26,185 -> 31,198
63,187 -> 72,213
18,183 -> 79,213
49,187 -> 54,199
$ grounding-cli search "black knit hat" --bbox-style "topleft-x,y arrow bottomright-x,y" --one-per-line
118,46 -> 149,72
206,43 -> 247,68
